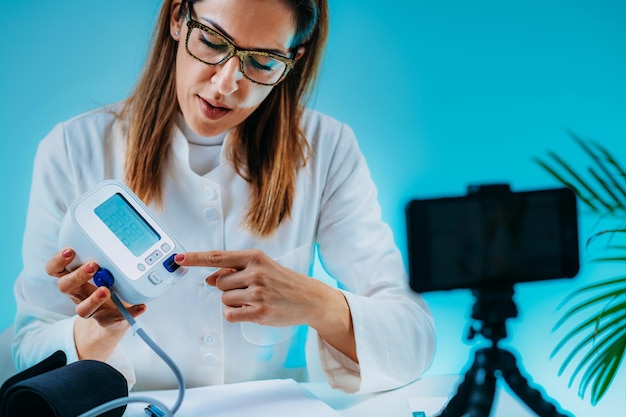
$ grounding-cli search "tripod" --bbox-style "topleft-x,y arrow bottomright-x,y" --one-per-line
435,286 -> 573,417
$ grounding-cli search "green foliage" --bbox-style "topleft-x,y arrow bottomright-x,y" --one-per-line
534,131 -> 626,404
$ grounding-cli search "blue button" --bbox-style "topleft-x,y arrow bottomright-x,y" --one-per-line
163,253 -> 180,272
94,268 -> 114,288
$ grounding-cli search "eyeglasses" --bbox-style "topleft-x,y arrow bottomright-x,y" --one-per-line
184,4 -> 296,86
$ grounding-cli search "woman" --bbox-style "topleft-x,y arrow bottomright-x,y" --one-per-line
12,0 -> 435,394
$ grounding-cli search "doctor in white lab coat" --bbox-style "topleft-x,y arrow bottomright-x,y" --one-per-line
12,0 -> 435,395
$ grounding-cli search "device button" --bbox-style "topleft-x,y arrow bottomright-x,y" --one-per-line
203,187 -> 217,200
94,268 -> 114,288
203,332 -> 219,346
163,253 -> 180,273
148,272 -> 163,285
204,208 -> 219,220
202,353 -> 218,365
145,249 -> 163,265
137,263 -> 146,272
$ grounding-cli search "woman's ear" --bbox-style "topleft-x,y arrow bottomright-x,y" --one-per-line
170,0 -> 184,41
293,45 -> 306,62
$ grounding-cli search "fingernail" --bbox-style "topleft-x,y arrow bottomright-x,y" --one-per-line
174,253 -> 185,263
97,289 -> 107,299
85,263 -> 96,274
61,248 -> 73,258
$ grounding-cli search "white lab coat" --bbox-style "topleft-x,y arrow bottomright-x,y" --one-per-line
12,103 -> 435,394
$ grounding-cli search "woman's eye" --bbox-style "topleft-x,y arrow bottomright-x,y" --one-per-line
200,32 -> 228,51
248,55 -> 277,72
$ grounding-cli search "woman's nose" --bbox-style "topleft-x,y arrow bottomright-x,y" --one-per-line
211,56 -> 242,96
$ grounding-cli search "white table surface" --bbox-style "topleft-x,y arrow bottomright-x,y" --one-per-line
120,374 -> 549,417
303,375 -> 540,417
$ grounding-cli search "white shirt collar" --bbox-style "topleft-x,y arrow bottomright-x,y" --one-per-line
176,112 -> 227,147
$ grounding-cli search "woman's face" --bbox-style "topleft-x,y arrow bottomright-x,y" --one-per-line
171,0 -> 299,137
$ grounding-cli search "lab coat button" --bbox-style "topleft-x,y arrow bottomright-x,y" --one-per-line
202,353 -> 218,365
203,187 -> 217,200
203,332 -> 219,346
204,208 -> 218,220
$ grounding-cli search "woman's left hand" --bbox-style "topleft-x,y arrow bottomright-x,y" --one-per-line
174,249 -> 357,362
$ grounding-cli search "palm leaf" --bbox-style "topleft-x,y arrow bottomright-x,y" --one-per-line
568,323 -> 625,382
536,131 -> 626,216
553,308 -> 626,404
588,167 -> 622,213
552,304 -> 625,371
534,154 -> 603,212
553,277 -> 626,325
537,132 -> 626,404
578,334 -> 626,404
534,157 -> 599,211
569,131 -> 626,205
573,132 -> 626,202
586,228 -> 626,249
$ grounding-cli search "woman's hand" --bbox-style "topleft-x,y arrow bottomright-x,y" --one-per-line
46,247 -> 146,360
175,249 -> 358,362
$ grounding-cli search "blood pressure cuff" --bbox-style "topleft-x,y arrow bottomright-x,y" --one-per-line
0,350 -> 128,417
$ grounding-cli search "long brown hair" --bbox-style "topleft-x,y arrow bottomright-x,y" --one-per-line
121,0 -> 328,237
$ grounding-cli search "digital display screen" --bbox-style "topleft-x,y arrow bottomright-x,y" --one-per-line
94,193 -> 160,256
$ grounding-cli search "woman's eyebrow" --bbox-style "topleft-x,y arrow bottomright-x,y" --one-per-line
200,17 -> 288,56
200,18 -> 233,40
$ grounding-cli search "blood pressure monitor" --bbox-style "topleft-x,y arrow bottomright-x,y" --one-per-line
58,180 -> 187,304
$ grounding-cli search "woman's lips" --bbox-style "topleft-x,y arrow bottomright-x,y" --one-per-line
198,96 -> 230,120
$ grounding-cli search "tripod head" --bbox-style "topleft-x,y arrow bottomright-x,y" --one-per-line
467,285 -> 518,346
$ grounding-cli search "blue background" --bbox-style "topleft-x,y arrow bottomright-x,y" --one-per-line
1,1 -> 624,416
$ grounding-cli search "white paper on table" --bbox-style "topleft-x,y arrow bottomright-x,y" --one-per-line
123,378 -> 342,417
407,396 -> 449,417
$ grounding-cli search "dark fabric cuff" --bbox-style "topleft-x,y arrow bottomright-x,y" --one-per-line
0,350 -> 128,417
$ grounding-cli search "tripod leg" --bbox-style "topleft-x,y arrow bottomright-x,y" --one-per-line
497,350 -> 573,417
435,365 -> 473,417
464,350 -> 497,417
436,349 -> 496,417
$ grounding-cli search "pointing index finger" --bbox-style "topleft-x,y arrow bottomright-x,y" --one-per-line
175,250 -> 250,269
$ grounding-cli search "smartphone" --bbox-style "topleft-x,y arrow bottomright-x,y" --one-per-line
405,186 -> 579,292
